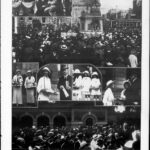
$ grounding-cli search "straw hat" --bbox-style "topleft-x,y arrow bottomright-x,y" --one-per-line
106,80 -> 114,87
43,67 -> 50,73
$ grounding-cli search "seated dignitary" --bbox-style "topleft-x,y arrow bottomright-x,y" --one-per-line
57,65 -> 72,100
103,80 -> 116,106
12,69 -> 23,106
37,67 -> 57,102
24,70 -> 36,105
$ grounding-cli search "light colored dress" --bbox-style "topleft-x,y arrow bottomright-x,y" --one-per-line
128,54 -> 138,68
91,78 -> 101,96
81,77 -> 91,95
24,76 -> 36,104
12,75 -> 23,104
103,88 -> 115,106
37,76 -> 54,101
73,76 -> 83,100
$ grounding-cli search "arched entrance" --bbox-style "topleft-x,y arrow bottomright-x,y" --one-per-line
19,116 -> 33,128
85,118 -> 94,126
53,116 -> 66,128
37,116 -> 49,127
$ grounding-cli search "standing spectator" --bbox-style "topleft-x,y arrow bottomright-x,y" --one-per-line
90,72 -> 101,101
24,70 -> 36,105
37,67 -> 56,102
128,50 -> 138,68
81,71 -> 91,101
12,69 -> 23,106
57,65 -> 72,100
103,80 -> 116,106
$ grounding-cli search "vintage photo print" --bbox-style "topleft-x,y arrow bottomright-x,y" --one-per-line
1,0 -> 149,150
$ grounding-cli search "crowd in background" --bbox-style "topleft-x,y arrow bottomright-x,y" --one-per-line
12,122 -> 140,150
13,0 -> 72,16
12,24 -> 141,67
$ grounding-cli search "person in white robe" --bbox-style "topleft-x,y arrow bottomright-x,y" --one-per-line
90,72 -> 101,101
128,50 -> 138,68
37,67 -> 56,102
81,71 -> 91,101
12,69 -> 23,105
73,69 -> 82,101
24,70 -> 36,105
90,134 -> 101,150
103,80 -> 116,106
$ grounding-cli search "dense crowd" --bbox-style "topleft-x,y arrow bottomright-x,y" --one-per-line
12,122 -> 140,150
12,24 -> 141,67
13,0 -> 72,16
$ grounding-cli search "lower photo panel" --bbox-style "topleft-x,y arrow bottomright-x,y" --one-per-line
12,106 -> 141,150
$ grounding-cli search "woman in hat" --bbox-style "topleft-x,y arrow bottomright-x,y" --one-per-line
73,69 -> 82,101
24,70 -> 36,105
120,80 -> 131,101
81,71 -> 91,101
90,72 -> 101,101
12,69 -> 23,106
37,67 -> 56,102
103,80 -> 116,106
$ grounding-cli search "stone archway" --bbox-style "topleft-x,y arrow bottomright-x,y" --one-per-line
37,115 -> 50,127
82,113 -> 97,126
53,115 -> 66,128
19,115 -> 33,128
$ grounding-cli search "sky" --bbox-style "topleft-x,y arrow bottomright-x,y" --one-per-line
100,0 -> 133,14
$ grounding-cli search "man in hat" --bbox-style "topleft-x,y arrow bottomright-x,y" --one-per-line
103,80 -> 116,106
24,70 -> 36,105
57,65 -> 72,100
37,67 -> 56,102
12,69 -> 23,106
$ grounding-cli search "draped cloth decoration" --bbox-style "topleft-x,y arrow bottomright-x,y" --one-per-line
12,1 -> 22,8
12,0 -> 35,9
22,1 -> 35,8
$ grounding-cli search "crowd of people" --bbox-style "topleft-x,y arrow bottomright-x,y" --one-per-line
13,0 -> 72,16
12,24 -> 141,67
12,122 -> 140,150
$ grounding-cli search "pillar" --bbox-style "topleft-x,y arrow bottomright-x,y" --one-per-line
14,17 -> 18,34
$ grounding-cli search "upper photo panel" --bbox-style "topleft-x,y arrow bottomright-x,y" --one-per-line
12,0 -> 142,67
13,0 -> 72,16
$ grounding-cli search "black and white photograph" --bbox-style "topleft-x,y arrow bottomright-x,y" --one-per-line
12,106 -> 141,150
2,0 -> 150,150
10,0 -> 143,149
12,0 -> 141,67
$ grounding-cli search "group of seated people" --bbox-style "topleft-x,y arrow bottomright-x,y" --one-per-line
12,122 -> 140,150
12,25 -> 141,67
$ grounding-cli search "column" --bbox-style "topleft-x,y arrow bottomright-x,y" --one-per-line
14,17 -> 18,34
